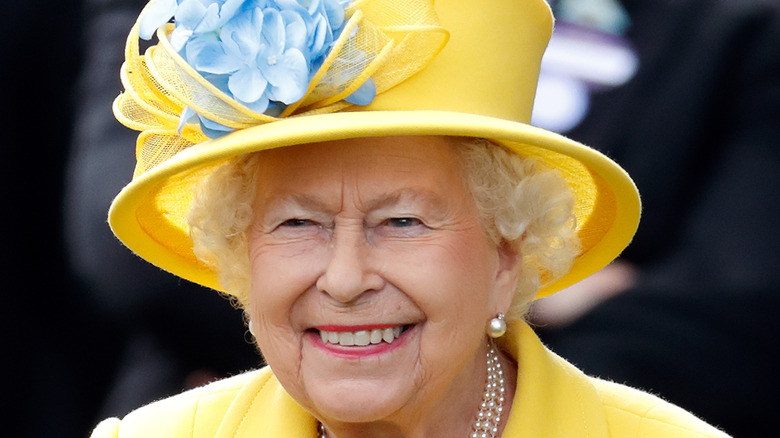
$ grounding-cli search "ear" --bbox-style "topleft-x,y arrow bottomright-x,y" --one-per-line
492,241 -> 522,313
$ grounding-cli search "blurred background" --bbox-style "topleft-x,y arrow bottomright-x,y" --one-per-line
4,0 -> 779,436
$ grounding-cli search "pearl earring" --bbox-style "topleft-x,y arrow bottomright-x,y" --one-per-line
248,320 -> 256,337
487,313 -> 506,338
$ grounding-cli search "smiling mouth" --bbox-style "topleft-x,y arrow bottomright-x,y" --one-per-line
317,325 -> 411,346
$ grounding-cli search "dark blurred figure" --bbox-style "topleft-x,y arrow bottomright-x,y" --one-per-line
0,1 -> 97,437
64,0 -> 259,432
532,1 -> 780,436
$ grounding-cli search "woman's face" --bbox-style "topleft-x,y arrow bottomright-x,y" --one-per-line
247,136 -> 519,426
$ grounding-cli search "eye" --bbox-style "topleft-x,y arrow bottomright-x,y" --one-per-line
280,218 -> 314,228
385,217 -> 423,228
271,218 -> 323,238
373,217 -> 430,239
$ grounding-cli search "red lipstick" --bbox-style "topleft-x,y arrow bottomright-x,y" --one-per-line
315,323 -> 399,332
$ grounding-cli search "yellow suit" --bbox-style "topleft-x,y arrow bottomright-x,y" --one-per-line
92,322 -> 729,437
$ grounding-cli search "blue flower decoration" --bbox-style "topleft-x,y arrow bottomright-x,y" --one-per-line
139,0 -> 374,138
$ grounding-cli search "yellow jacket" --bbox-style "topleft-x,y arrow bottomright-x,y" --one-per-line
91,322 -> 729,437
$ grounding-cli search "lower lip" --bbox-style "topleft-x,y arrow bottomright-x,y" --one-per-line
306,326 -> 413,359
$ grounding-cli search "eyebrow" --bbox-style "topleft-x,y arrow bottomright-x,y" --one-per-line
263,193 -> 336,215
263,188 -> 448,215
361,188 -> 448,214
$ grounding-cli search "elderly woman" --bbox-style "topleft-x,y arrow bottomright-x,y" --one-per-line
92,0 -> 729,437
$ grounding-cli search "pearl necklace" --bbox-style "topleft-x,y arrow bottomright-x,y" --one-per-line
317,340 -> 506,438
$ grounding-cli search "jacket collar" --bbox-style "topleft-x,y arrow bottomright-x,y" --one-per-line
217,321 -> 609,437
499,320 -> 610,437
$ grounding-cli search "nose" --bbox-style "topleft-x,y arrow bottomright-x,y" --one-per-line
316,225 -> 384,303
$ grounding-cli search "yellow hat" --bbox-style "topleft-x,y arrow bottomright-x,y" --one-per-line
109,0 -> 640,299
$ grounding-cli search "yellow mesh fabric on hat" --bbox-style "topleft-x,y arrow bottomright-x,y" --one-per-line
296,10 -> 393,110
114,0 -> 449,179
134,131 -> 197,178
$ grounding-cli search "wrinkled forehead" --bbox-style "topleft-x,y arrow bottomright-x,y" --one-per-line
254,136 -> 466,190
249,136 -> 478,216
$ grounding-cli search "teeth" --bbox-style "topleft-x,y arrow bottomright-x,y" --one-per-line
339,332 -> 354,346
354,330 -> 370,346
382,328 -> 394,343
319,326 -> 406,346
370,329 -> 383,344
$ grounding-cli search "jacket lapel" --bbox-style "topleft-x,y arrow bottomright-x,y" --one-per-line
500,321 -> 611,437
214,368 -> 318,438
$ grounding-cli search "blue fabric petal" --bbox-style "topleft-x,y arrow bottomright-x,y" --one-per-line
177,106 -> 199,133
197,114 -> 234,138
223,7 -> 264,58
169,26 -> 194,52
264,49 -> 308,103
280,10 -> 307,53
174,0 -> 208,29
158,0 -> 355,118
240,94 -> 271,114
193,3 -> 221,33
243,0 -> 270,11
323,0 -> 345,30
308,15 -> 331,59
261,8 -> 286,53
229,66 -> 269,102
344,78 -> 376,106
272,0 -> 307,16
187,34 -> 243,74
200,71 -> 232,95
139,0 -> 178,40
308,0 -> 325,16
218,0 -> 245,26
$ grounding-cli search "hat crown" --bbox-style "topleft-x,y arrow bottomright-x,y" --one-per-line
366,0 -> 553,124
115,0 -> 554,178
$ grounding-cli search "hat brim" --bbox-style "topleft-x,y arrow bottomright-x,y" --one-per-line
109,110 -> 640,299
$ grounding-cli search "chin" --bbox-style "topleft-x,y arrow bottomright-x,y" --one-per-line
305,378 -> 415,424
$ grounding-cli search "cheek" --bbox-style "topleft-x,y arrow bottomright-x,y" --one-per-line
417,236 -> 497,382
399,232 -> 495,289
395,239 -> 495,400
247,240 -> 324,378
382,232 -> 498,328
248,237 -> 324,304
